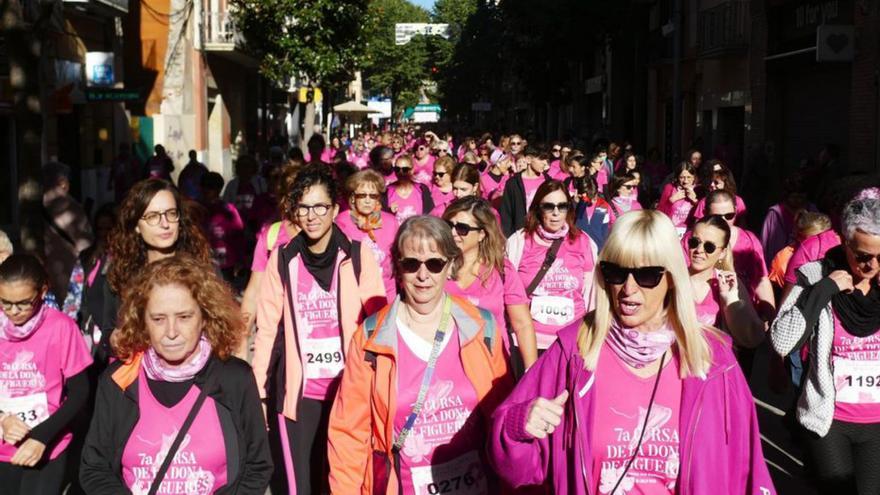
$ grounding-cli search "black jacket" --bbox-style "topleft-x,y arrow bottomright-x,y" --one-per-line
80,356 -> 273,494
499,172 -> 551,237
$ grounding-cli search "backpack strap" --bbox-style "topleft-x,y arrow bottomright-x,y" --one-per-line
266,221 -> 283,252
351,240 -> 362,286
476,307 -> 496,355
525,238 -> 564,297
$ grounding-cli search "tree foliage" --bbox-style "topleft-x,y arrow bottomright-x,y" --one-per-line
230,0 -> 372,86
361,0 -> 430,112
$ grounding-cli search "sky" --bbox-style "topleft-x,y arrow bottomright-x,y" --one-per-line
408,0 -> 436,11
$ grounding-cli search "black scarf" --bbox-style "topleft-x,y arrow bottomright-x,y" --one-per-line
823,245 -> 880,337
291,225 -> 347,292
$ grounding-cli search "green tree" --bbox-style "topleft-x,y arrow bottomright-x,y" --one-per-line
361,0 -> 430,116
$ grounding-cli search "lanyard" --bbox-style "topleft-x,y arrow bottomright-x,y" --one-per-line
393,296 -> 454,453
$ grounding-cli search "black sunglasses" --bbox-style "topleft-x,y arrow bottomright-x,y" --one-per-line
393,166 -> 412,174
398,257 -> 448,274
446,220 -> 482,236
599,261 -> 666,288
687,236 -> 721,254
712,212 -> 736,221
540,202 -> 570,213
848,244 -> 880,265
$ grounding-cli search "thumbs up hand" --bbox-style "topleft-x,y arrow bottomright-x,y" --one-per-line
524,390 -> 569,439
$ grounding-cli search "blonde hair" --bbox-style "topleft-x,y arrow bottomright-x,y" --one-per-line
577,210 -> 714,378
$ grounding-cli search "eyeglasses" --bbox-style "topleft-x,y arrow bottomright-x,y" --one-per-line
294,203 -> 332,217
552,147 -> 562,153
539,202 -> 570,213
848,244 -> 880,265
711,212 -> 736,221
433,171 -> 447,178
393,166 -> 412,174
687,236 -> 721,254
398,257 -> 448,274
0,295 -> 40,313
447,220 -> 483,236
354,192 -> 381,201
141,208 -> 180,226
599,261 -> 666,288
510,141 -> 523,146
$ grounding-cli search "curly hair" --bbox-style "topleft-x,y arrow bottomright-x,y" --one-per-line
287,163 -> 338,220
107,179 -> 212,293
112,255 -> 243,361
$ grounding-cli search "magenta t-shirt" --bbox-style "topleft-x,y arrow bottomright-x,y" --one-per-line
0,308 -> 91,462
203,201 -> 245,270
394,320 -> 489,495
444,264 -> 518,350
388,184 -> 426,225
693,280 -> 722,328
507,234 -> 595,349
731,228 -> 768,297
122,367 -> 227,494
480,173 -> 508,202
831,309 -> 880,423
784,229 -> 842,285
521,175 -> 545,210
430,186 -> 455,215
336,211 -> 399,303
547,160 -> 567,181
250,221 -> 293,272
591,344 -> 682,494
293,256 -> 344,401
412,155 -> 436,186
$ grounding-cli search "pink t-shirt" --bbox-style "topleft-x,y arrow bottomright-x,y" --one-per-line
693,279 -> 722,328
784,229 -> 842,285
430,186 -> 455,215
388,183 -> 426,225
250,221 -> 293,272
522,175 -> 545,210
480,172 -> 508,202
203,201 -> 245,270
507,233 -> 595,349
444,264 -> 518,350
293,256 -> 345,401
412,155 -> 436,185
610,196 -> 643,218
831,309 -> 880,423
122,368 -> 227,494
548,160 -> 567,181
0,308 -> 92,462
348,151 -> 370,170
731,228 -> 768,297
596,168 -> 609,193
336,211 -> 399,303
394,320 -> 489,495
591,344 -> 682,495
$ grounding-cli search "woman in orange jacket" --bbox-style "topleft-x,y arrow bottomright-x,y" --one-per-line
252,164 -> 387,494
327,215 -> 513,495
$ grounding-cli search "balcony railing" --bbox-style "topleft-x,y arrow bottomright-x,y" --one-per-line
202,11 -> 240,51
697,1 -> 749,57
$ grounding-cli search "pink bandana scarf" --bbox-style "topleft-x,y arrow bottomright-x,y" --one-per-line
606,318 -> 676,369
0,302 -> 48,342
537,222 -> 569,241
143,335 -> 212,382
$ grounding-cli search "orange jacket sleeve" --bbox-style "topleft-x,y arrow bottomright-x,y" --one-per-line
328,326 -> 375,494
252,248 -> 284,399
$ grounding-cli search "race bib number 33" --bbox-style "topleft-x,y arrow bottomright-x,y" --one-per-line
0,392 -> 49,428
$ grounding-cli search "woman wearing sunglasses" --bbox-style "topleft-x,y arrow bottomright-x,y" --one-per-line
387,155 -> 435,225
703,190 -> 776,323
771,197 -> 880,493
430,156 -> 456,214
606,172 -> 643,219
411,139 -> 436,185
337,169 -> 399,303
253,164 -> 387,494
490,210 -> 776,495
442,197 -> 533,354
687,215 -> 765,348
0,255 -> 91,494
328,215 -> 512,494
506,180 -> 598,369
82,179 -> 212,366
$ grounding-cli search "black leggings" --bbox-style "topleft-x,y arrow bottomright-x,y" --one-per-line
806,420 -> 880,494
269,398 -> 332,495
0,450 -> 68,495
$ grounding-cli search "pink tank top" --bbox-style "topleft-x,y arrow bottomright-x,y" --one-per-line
294,255 -> 345,400
831,308 -> 880,423
591,344 -> 682,495
122,368 -> 228,495
693,279 -> 722,328
394,321 -> 489,495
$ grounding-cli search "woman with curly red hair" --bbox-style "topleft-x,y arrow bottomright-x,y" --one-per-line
79,179 -> 212,365
79,255 -> 272,494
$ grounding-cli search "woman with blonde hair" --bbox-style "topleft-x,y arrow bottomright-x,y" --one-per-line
490,210 -> 775,495
80,255 -> 272,493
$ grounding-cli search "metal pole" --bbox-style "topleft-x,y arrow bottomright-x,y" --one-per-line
671,0 -> 683,161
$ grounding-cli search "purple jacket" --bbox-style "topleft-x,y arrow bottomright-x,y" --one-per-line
490,321 -> 776,495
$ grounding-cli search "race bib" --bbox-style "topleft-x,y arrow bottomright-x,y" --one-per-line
530,295 -> 575,326
833,357 -> 880,404
410,450 -> 487,495
303,337 -> 345,380
0,392 -> 49,428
